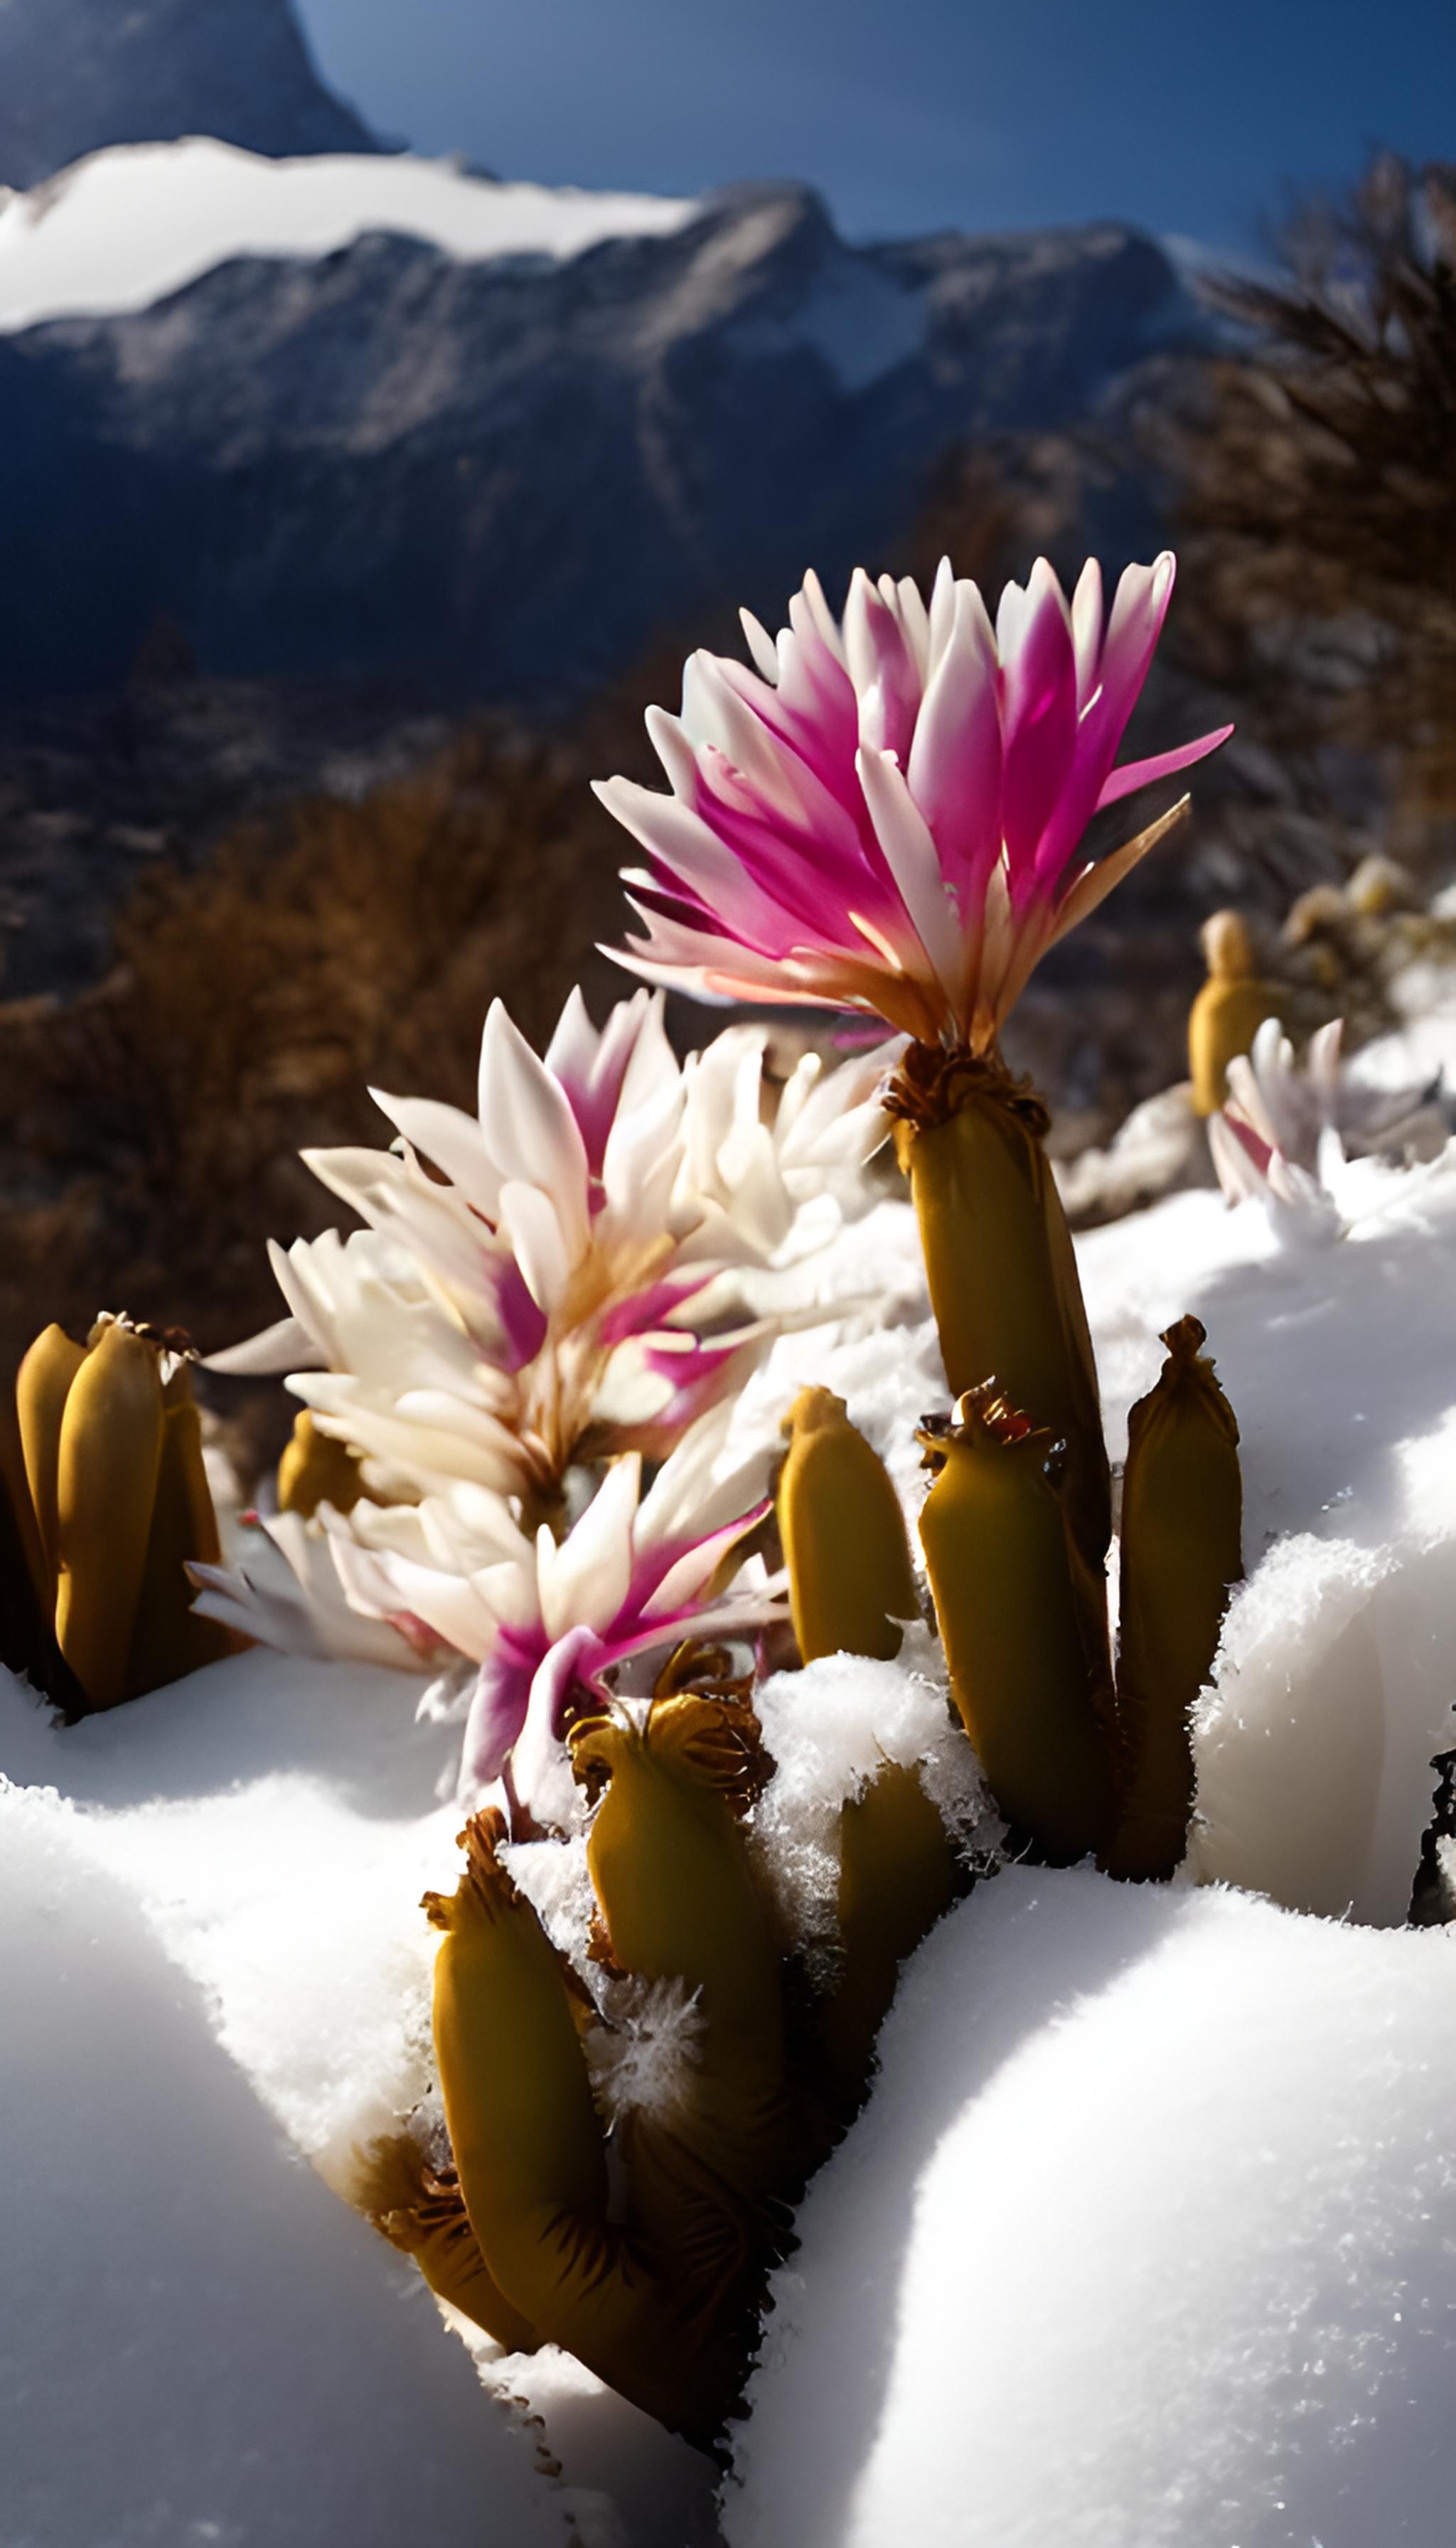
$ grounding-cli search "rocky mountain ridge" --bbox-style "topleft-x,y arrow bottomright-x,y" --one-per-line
0,173 -> 1210,699
0,0 -> 378,190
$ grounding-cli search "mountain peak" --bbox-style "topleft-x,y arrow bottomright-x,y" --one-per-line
0,0 -> 380,191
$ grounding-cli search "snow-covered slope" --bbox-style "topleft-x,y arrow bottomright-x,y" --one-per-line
0,0 -> 378,191
0,1779 -> 571,2548
0,139 -> 700,333
727,1872 -> 1456,2548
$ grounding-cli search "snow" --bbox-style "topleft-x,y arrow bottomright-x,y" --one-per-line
732,1142 -> 1456,1929
0,1657 -> 723,2546
11,1112 -> 1456,2540
751,1631 -> 1000,1971
0,138 -> 699,334
726,1868 -> 1456,2548
0,1777 -> 567,2548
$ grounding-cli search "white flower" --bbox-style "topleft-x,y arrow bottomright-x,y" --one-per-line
211,989 -> 894,1504
1209,1019 -> 1348,1246
323,1409 -> 783,1821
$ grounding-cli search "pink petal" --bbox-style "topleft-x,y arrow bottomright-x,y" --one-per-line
1094,724 -> 1233,810
905,581 -> 1003,904
1000,559 -> 1079,900
461,1626 -> 546,1791
843,567 -> 924,762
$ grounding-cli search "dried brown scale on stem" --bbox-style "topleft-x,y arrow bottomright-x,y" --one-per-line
355,2134 -> 540,2357
1103,1316 -> 1243,1884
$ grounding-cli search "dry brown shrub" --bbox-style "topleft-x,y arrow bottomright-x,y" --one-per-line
1169,155 -> 1456,845
1,722 -> 627,1379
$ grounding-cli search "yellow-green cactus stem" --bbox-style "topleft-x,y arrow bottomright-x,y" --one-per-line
888,1045 -> 1110,1575
277,1410 -> 368,1519
917,1385 -> 1116,1862
354,2133 -> 540,2356
426,1812 -> 739,2441
0,1403 -> 50,1679
16,1324 -> 88,1591
1188,910 -> 1283,1116
778,1386 -> 918,1663
125,1361 -> 242,1691
1103,1315 -> 1243,1883
53,1320 -> 166,1711
818,1762 -> 957,2109
570,1695 -> 795,2213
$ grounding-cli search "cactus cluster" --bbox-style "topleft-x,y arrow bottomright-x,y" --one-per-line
3,1316 -> 240,1710
363,1036 -> 1243,2441
0,548 -> 1255,2450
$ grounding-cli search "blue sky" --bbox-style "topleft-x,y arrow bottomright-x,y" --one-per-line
297,0 -> 1456,249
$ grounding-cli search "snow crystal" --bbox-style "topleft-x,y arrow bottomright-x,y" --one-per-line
726,1868 -> 1456,2548
752,1629 -> 1000,1970
501,1831 -> 598,1976
584,1975 -> 706,2131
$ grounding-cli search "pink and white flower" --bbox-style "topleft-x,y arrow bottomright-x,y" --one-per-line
211,989 -> 894,1504
321,1412 -> 782,1821
1209,1018 -> 1348,1246
596,555 -> 1231,1049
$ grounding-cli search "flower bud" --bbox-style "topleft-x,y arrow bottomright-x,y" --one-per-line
778,1387 -> 917,1664
124,1363 -> 242,1691
1103,1316 -> 1242,1882
1189,911 -> 1283,1115
571,1696 -> 791,2207
16,1324 -> 88,1592
818,1762 -> 957,2110
277,1410 -> 368,1519
16,1317 -> 240,1711
891,1049 -> 1110,1573
1,1369 -> 54,1670
917,1385 -> 1116,1861
53,1321 -> 166,1712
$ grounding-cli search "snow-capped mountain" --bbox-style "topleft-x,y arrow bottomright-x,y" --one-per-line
0,141 -> 1211,700
0,141 -> 698,332
0,0 -> 377,190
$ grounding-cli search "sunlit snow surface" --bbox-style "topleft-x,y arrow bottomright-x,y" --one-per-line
0,139 -> 698,333
727,1871 -> 1456,2548
6,1137 -> 1456,2543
